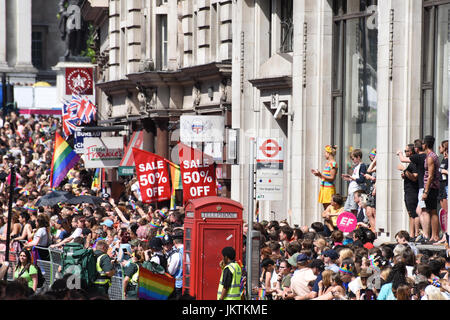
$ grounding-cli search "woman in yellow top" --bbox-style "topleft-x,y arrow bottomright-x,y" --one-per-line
312,145 -> 338,210
322,194 -> 345,233
14,249 -> 38,292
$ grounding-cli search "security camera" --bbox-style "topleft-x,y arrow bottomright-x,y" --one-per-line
274,102 -> 287,120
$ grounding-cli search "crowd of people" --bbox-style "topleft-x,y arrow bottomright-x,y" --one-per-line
0,112 -> 448,301
250,221 -> 450,300
310,139 -> 448,244
248,139 -> 449,300
0,112 -> 185,300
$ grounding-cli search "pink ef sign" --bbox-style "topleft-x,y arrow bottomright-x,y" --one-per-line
336,211 -> 357,233
439,209 -> 447,232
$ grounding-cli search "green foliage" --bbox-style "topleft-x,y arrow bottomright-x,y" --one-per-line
81,23 -> 97,64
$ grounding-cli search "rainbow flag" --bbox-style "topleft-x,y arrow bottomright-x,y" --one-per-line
19,189 -> 30,196
91,168 -> 101,190
24,204 -> 37,212
168,162 -> 182,210
50,132 -> 80,189
150,220 -> 162,228
138,266 -> 175,300
257,288 -> 266,300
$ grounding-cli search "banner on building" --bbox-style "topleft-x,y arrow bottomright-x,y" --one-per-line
65,67 -> 94,96
74,130 -> 101,154
180,115 -> 224,161
178,142 -> 216,203
82,136 -> 124,168
132,148 -> 171,203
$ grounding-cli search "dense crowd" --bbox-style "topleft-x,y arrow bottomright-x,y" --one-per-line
0,113 -> 185,300
249,220 -> 449,300
251,140 -> 449,300
0,112 -> 448,301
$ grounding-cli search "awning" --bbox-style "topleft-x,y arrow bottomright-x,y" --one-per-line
118,130 -> 144,176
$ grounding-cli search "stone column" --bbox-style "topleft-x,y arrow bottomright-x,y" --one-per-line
0,0 -> 7,68
376,0 -> 421,241
181,0 -> 193,67
109,0 -> 120,80
219,0 -> 232,61
290,0 -> 306,227
301,0 -> 334,225
155,118 -> 169,159
127,0 -> 142,75
14,0 -> 33,69
197,1 -> 210,65
142,118 -> 156,153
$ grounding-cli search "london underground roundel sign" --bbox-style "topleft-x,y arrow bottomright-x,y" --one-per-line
256,138 -> 284,163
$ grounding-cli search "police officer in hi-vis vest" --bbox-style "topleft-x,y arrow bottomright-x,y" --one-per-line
217,247 -> 242,300
91,240 -> 115,297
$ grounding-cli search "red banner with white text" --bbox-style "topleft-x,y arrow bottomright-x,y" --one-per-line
132,148 -> 171,203
178,143 -> 216,203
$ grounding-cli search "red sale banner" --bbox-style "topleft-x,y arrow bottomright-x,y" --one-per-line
132,148 -> 171,203
178,143 -> 216,203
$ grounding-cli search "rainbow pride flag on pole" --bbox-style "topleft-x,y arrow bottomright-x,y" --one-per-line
138,266 -> 175,300
91,168 -> 101,190
168,162 -> 182,210
50,132 -> 81,189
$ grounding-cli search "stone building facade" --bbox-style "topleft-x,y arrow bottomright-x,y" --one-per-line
83,0 -> 450,241
82,0 -> 234,198
0,0 -> 65,85
232,0 -> 449,241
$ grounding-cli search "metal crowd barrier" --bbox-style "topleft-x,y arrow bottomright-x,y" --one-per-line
1,244 -> 124,300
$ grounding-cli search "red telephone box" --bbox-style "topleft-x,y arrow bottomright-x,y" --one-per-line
182,196 -> 243,300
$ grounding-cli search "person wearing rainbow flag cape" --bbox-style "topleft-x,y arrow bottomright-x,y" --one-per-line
217,247 -> 242,300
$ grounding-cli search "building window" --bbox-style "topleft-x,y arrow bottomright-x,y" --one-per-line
332,0 -> 378,195
32,31 -> 43,68
280,0 -> 293,53
158,15 -> 168,70
421,0 -> 450,145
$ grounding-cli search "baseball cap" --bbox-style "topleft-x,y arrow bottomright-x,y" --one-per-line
297,253 -> 310,263
322,249 -> 339,261
100,219 -> 114,228
288,253 -> 299,267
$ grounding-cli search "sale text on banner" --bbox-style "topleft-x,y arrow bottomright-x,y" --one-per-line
133,148 -> 171,203
178,143 -> 217,202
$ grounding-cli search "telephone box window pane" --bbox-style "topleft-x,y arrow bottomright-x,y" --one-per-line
185,252 -> 191,275
185,276 -> 190,287
185,228 -> 191,239
185,239 -> 191,251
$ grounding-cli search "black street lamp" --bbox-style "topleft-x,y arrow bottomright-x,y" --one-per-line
3,154 -> 16,280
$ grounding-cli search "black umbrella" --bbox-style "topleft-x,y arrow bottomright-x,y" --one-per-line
35,190 -> 76,207
66,195 -> 106,205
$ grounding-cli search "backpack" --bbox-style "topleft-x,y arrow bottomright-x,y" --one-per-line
61,243 -> 98,288
141,261 -> 166,275
18,264 -> 45,289
36,265 -> 46,288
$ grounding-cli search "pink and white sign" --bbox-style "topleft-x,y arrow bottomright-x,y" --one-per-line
439,208 -> 447,232
336,211 -> 357,233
